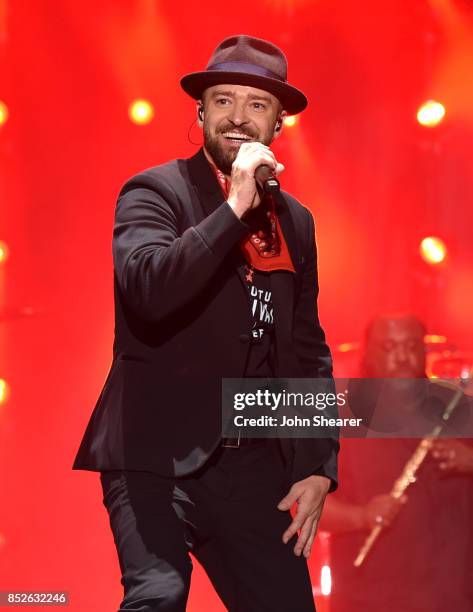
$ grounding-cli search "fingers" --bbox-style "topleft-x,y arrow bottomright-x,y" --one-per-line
282,510 -> 305,545
277,490 -> 297,512
432,441 -> 473,475
366,494 -> 407,529
279,487 -> 308,543
227,141 -> 283,216
432,441 -> 457,470
284,506 -> 321,557
368,495 -> 407,528
278,477 -> 328,555
302,517 -> 319,558
234,142 -> 279,174
386,495 -> 407,522
432,442 -> 455,457
281,494 -> 315,546
293,513 -> 316,557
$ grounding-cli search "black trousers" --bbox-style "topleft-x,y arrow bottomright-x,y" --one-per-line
100,439 -> 316,611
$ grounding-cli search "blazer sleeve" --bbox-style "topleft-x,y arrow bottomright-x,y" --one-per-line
112,170 -> 249,323
292,208 -> 333,379
291,207 -> 339,492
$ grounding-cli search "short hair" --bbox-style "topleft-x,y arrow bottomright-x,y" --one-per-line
365,312 -> 427,344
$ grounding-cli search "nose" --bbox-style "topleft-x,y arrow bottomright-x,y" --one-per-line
227,100 -> 249,126
394,343 -> 408,364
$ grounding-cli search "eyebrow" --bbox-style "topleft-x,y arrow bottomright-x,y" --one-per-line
210,90 -> 273,104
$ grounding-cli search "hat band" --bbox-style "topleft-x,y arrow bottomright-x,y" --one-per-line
206,61 -> 284,83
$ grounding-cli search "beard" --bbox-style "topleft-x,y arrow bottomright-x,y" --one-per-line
203,123 -> 271,175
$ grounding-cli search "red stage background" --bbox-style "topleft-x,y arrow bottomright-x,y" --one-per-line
0,1 -> 472,609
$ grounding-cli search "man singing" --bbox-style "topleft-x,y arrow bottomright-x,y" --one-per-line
73,34 -> 338,611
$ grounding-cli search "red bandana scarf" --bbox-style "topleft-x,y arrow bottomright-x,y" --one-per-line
211,164 -> 295,273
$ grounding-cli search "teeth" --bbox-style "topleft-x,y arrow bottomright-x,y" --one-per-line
222,132 -> 251,140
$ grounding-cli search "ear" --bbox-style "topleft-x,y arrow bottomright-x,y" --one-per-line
197,100 -> 204,127
273,109 -> 287,139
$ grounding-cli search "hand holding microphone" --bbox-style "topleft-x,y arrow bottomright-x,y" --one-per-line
227,142 -> 284,219
254,164 -> 280,195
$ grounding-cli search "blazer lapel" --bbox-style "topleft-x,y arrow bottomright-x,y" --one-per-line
187,147 -> 226,218
274,191 -> 302,275
270,193 -> 304,376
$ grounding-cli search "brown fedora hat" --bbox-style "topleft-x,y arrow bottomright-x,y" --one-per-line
180,34 -> 308,115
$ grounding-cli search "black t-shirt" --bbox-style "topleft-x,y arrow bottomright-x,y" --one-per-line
241,263 -> 275,378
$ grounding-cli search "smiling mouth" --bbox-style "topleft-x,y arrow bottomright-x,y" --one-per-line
221,131 -> 253,143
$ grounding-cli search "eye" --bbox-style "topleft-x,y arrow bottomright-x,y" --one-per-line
252,102 -> 266,110
216,98 -> 230,106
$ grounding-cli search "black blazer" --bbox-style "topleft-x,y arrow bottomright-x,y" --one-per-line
73,147 -> 338,488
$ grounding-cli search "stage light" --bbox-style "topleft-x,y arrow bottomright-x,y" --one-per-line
0,100 -> 8,126
320,564 -> 332,596
337,342 -> 360,353
0,379 -> 10,404
417,100 -> 445,127
0,241 -> 9,263
129,99 -> 154,125
425,334 -> 448,344
283,115 -> 298,127
420,236 -> 447,264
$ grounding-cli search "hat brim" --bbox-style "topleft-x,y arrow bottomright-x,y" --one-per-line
180,71 -> 307,115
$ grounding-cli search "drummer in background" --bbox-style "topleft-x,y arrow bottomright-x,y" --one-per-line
321,312 -> 473,612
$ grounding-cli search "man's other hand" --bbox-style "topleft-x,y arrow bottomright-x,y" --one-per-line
431,439 -> 473,475
277,474 -> 331,558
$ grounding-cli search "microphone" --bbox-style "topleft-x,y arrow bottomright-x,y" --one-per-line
254,164 -> 280,195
